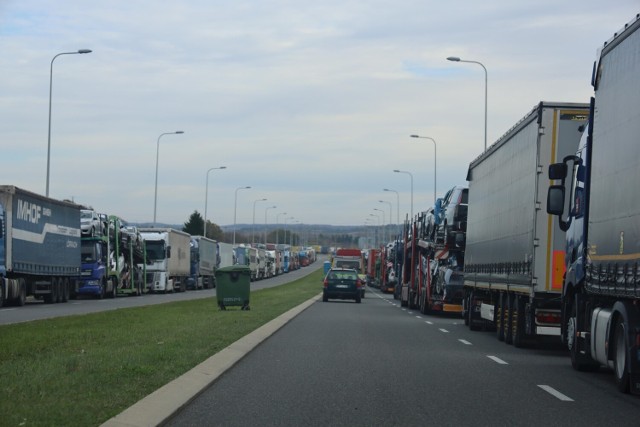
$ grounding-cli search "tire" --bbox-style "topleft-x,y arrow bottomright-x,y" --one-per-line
613,316 -> 630,393
110,277 -> 117,299
16,279 -> 26,307
504,293 -> 513,345
496,293 -> 505,341
567,297 -> 599,371
512,295 -> 525,348
61,278 -> 69,303
468,291 -> 481,331
322,292 -> 328,302
463,292 -> 470,326
98,277 -> 106,299
355,295 -> 361,304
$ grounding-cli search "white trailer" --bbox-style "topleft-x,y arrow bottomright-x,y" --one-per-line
139,228 -> 191,293
463,102 -> 588,347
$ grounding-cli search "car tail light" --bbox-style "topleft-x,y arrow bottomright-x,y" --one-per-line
356,279 -> 362,288
323,279 -> 328,288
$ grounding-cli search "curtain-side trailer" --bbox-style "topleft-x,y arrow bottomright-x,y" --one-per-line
463,102 -> 588,347
0,185 -> 81,306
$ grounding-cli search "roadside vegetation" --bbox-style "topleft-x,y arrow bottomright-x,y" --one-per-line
0,269 -> 323,427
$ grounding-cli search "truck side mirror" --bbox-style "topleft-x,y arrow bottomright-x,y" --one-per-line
547,186 -> 565,216
548,163 -> 567,180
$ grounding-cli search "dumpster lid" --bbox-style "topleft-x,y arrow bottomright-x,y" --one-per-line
217,265 -> 251,273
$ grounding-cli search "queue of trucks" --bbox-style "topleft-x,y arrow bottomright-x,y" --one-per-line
368,14 -> 639,395
0,185 -> 316,306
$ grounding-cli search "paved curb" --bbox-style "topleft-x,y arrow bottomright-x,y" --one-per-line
101,293 -> 322,427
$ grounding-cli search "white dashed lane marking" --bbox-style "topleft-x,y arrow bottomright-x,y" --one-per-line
487,355 -> 508,365
538,385 -> 574,401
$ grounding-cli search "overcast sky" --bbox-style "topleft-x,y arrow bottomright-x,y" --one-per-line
1,1 -> 637,227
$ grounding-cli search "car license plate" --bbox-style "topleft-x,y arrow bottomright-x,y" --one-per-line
336,284 -> 349,289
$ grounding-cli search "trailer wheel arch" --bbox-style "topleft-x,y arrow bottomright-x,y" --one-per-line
608,301 -> 640,393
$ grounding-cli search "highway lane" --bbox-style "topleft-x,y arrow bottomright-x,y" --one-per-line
167,288 -> 640,427
0,258 -> 326,326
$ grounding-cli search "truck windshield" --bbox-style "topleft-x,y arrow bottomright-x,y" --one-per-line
145,241 -> 166,261
81,242 -> 98,263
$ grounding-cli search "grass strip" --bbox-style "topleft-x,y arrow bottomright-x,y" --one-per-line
0,269 -> 323,427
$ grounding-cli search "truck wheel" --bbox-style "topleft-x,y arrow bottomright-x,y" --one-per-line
110,277 -> 117,298
16,279 -> 26,306
613,317 -> 630,393
512,296 -> 525,348
61,278 -> 69,302
504,293 -> 513,345
496,293 -> 504,341
98,277 -> 106,299
567,299 -> 599,371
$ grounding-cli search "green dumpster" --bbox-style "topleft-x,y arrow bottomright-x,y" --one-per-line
215,265 -> 251,310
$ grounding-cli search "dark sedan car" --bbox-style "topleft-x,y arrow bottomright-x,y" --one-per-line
322,268 -> 362,303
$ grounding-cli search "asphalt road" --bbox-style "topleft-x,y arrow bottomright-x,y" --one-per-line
0,259 -> 326,325
166,288 -> 640,427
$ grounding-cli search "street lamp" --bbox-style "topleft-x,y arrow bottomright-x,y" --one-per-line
284,216 -> 294,248
410,135 -> 437,204
264,205 -> 276,245
383,188 -> 400,236
447,56 -> 488,151
369,212 -> 380,247
252,198 -> 267,245
379,200 -> 392,244
374,208 -> 386,244
46,49 -> 92,197
276,212 -> 288,246
204,166 -> 226,236
394,169 -> 414,220
154,131 -> 184,225
233,186 -> 251,245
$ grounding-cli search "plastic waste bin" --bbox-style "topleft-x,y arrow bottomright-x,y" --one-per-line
323,261 -> 331,275
215,265 -> 251,310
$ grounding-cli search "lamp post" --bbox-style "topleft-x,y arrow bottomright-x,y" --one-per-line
379,200 -> 392,244
447,56 -> 488,151
233,186 -> 251,245
264,205 -> 276,245
284,216 -> 294,248
276,212 -> 287,246
204,166 -> 226,236
252,198 -> 267,245
383,188 -> 400,237
154,131 -> 184,226
374,208 -> 386,244
394,169 -> 414,220
369,212 -> 380,247
46,49 -> 92,197
410,135 -> 437,204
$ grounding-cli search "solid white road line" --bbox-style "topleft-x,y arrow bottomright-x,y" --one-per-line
458,339 -> 472,345
487,355 -> 508,365
538,385 -> 574,401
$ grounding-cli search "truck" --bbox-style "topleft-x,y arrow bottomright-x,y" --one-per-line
139,228 -> 191,293
0,185 -> 81,306
188,236 -> 217,290
400,186 -> 467,314
332,248 -> 363,272
463,102 -> 589,347
546,14 -> 640,394
217,242 -> 235,268
77,216 -> 146,298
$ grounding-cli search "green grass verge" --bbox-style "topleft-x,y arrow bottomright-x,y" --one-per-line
0,269 -> 323,427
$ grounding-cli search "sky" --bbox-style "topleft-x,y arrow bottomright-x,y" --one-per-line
1,1 -> 638,227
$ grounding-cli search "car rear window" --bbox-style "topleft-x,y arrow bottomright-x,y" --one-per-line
329,271 -> 357,280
